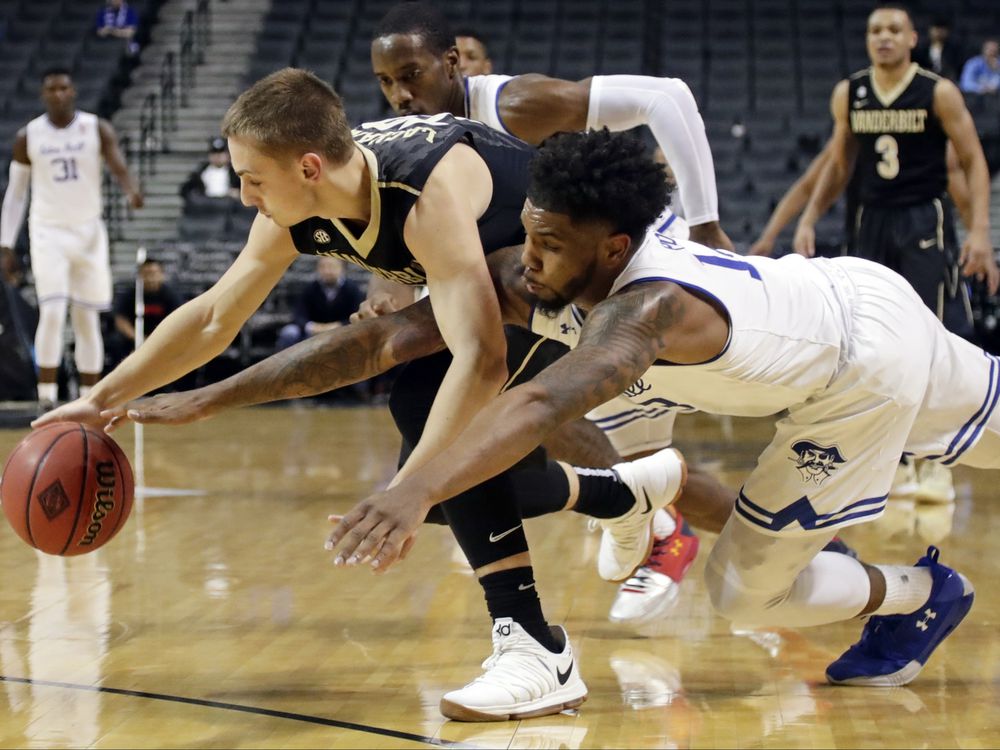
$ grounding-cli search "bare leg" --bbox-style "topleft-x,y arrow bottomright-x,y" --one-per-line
673,465 -> 737,534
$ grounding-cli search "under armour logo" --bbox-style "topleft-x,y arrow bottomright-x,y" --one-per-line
313,229 -> 331,244
559,323 -> 576,334
915,608 -> 937,631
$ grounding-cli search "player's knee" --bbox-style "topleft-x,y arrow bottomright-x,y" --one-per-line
704,548 -> 786,625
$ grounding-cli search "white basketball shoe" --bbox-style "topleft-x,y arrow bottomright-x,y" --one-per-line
598,447 -> 687,581
440,618 -> 587,722
608,508 -> 699,624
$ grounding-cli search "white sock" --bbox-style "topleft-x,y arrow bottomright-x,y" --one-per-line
37,382 -> 58,403
79,385 -> 92,397
652,508 -> 677,538
871,565 -> 934,616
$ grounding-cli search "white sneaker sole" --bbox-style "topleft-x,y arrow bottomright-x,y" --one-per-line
440,684 -> 588,722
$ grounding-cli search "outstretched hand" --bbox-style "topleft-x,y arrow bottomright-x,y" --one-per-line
115,389 -> 219,427
31,398 -> 109,432
325,488 -> 428,573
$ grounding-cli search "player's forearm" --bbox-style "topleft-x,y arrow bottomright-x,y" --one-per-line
587,75 -> 720,226
111,165 -> 140,197
89,299 -> 243,407
0,161 -> 30,248
201,301 -> 446,412
800,159 -> 847,226
762,176 -> 814,241
963,155 -> 992,234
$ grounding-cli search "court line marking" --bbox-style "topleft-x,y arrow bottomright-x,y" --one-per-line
0,675 -> 479,748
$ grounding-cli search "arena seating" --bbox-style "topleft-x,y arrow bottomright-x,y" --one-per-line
0,0 -> 160,198
4,0 -> 998,380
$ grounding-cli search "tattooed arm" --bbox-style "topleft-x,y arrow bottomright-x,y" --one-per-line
326,279 -> 728,569
108,299 -> 446,427
107,247 -> 531,428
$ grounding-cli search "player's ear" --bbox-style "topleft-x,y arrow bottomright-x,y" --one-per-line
300,153 -> 323,182
444,46 -> 461,77
604,232 -> 632,264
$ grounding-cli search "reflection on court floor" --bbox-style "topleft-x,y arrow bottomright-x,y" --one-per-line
0,407 -> 996,749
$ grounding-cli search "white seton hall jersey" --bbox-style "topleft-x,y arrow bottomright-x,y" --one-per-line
26,111 -> 103,226
530,231 -> 849,418
464,74 -> 516,135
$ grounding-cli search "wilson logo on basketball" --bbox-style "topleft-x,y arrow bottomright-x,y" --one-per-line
78,461 -> 116,547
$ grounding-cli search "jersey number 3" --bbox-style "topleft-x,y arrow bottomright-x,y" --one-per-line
51,157 -> 79,182
875,135 -> 899,180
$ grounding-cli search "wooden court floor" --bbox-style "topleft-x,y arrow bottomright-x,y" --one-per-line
0,405 -> 997,749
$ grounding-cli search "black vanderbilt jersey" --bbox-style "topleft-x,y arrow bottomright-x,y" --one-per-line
848,63 -> 947,207
289,113 -> 533,284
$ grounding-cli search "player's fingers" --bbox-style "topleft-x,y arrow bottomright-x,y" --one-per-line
342,519 -> 393,566
371,528 -> 410,572
398,533 -> 418,562
326,507 -> 377,561
127,400 -> 191,424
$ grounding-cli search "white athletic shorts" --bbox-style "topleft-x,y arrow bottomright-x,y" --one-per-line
735,257 -> 999,537
586,395 -> 679,458
29,217 -> 112,310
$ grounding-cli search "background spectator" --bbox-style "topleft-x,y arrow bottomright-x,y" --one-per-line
108,258 -> 183,369
180,137 -> 240,211
914,19 -> 964,81
960,39 -> 1000,94
454,28 -> 492,76
276,257 -> 364,351
95,0 -> 139,57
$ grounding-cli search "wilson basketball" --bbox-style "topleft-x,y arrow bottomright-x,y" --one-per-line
0,423 -> 134,556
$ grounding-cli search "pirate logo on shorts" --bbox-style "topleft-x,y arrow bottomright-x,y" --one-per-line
790,440 -> 846,485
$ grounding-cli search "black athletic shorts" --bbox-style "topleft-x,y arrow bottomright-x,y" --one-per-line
851,196 -> 969,329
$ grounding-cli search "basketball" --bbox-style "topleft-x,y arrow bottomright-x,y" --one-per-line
0,423 -> 134,556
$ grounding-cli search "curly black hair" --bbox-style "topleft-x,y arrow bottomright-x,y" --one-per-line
528,129 -> 670,245
374,2 -> 456,56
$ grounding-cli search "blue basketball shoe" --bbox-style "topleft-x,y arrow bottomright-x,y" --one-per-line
826,546 -> 974,687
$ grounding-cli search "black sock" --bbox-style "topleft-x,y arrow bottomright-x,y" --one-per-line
480,567 -> 561,653
571,467 -> 636,519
